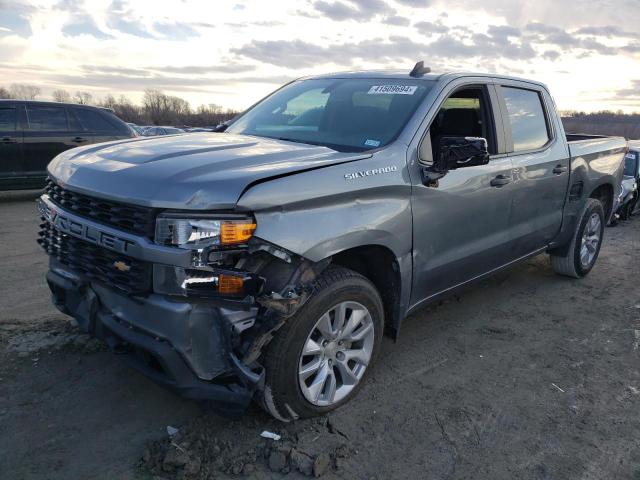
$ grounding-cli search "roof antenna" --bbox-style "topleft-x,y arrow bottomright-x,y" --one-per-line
409,61 -> 431,77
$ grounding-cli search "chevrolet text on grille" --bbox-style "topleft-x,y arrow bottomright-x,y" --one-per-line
38,199 -> 135,254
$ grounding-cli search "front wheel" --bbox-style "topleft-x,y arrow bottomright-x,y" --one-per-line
258,266 -> 384,421
550,198 -> 605,278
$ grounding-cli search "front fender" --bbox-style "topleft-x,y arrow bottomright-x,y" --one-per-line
237,147 -> 413,317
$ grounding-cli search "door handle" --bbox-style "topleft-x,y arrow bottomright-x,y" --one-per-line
490,175 -> 511,187
72,136 -> 88,143
1,137 -> 17,144
553,165 -> 568,175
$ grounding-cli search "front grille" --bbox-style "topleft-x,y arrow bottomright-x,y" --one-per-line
38,221 -> 152,295
45,178 -> 155,237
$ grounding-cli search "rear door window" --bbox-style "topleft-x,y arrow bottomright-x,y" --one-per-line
502,87 -> 550,152
0,106 -> 17,132
26,106 -> 69,131
72,108 -> 119,133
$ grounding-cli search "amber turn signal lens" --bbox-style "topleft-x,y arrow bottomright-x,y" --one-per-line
218,274 -> 244,295
220,221 -> 256,246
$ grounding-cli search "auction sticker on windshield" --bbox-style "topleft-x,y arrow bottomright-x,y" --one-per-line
368,85 -> 417,95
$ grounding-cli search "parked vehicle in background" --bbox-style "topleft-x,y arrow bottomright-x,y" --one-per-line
38,66 -> 625,420
126,123 -> 145,136
614,144 -> 640,220
142,126 -> 185,136
0,100 -> 134,190
185,127 -> 214,132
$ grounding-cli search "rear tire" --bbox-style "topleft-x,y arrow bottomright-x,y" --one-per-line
550,198 -> 605,278
258,266 -> 384,421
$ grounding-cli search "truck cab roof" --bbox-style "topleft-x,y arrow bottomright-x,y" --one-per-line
300,69 -> 549,89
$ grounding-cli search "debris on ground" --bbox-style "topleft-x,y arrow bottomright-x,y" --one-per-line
167,426 -> 179,437
1,317 -> 105,356
260,430 -> 281,441
140,415 -> 353,478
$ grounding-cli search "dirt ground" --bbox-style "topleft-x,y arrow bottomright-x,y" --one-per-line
1,189 -> 639,480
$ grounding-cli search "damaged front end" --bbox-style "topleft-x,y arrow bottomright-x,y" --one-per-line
37,187 -> 329,414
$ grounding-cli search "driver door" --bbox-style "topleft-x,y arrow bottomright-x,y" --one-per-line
410,82 -> 515,304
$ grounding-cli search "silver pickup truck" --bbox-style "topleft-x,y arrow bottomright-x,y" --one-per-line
37,64 -> 626,420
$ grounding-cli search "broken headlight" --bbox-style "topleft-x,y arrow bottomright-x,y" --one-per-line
155,214 -> 256,249
153,214 -> 258,297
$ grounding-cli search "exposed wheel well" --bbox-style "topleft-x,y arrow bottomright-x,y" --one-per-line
331,245 -> 400,337
589,184 -> 614,220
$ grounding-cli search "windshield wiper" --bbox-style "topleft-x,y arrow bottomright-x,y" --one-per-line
272,136 -> 330,148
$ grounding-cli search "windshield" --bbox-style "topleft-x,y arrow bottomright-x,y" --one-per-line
624,152 -> 638,176
226,78 -> 434,152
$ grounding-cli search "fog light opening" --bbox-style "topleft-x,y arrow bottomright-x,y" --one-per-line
218,274 -> 244,295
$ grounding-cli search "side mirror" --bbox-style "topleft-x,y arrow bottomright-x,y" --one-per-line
433,136 -> 490,173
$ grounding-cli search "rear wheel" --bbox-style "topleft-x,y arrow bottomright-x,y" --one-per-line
258,266 -> 383,421
550,198 -> 605,278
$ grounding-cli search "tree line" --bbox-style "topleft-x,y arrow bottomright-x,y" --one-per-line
0,83 -> 240,128
561,110 -> 640,140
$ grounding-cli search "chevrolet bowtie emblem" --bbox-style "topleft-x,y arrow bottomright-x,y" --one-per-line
113,260 -> 131,272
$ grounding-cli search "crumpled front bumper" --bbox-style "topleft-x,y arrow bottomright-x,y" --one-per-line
45,260 -> 260,416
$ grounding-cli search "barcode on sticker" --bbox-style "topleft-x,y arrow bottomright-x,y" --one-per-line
368,85 -> 417,95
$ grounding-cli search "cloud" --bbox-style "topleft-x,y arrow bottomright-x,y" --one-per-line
394,0 -> 431,6
109,18 -> 155,38
542,50 -> 560,61
233,30 -> 539,68
488,25 -> 521,38
616,80 -> 640,98
414,21 -> 449,34
575,25 -> 639,39
153,21 -> 199,40
0,62 -> 291,93
622,43 -> 640,53
233,39 -> 336,68
159,64 -> 254,74
310,0 -> 394,21
62,15 -> 113,39
78,63 -> 256,77
525,22 -> 563,35
384,15 -> 410,26
106,0 -> 155,38
0,2 -> 33,38
522,21 -> 627,56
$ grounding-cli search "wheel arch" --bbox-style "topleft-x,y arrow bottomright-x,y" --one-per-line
329,244 -> 404,338
589,182 -> 614,221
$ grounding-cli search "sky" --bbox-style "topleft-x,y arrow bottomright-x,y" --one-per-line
0,0 -> 639,112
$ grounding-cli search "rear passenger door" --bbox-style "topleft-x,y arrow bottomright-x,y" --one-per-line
0,102 -> 24,181
69,106 -> 127,145
496,83 -> 569,257
23,104 -> 76,177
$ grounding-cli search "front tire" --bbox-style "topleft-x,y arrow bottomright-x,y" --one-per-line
258,266 -> 384,421
550,198 -> 605,278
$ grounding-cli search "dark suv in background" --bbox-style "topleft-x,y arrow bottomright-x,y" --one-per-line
0,100 -> 134,190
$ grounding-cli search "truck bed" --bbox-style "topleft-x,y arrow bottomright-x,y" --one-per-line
566,133 -> 627,160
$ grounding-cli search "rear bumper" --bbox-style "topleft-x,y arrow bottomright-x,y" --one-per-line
46,262 -> 260,415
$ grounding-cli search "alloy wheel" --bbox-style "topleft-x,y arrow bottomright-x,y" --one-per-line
580,213 -> 602,268
298,301 -> 375,407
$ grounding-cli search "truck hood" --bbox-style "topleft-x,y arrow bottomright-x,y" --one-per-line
48,133 -> 370,210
